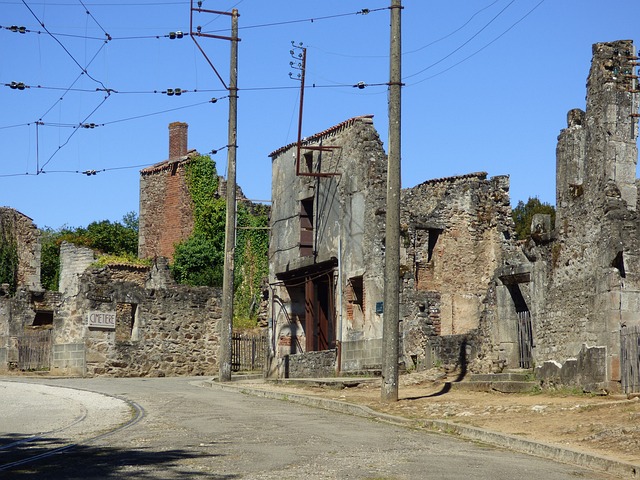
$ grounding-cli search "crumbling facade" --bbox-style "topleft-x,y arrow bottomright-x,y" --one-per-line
138,122 -> 197,260
267,117 -> 521,377
268,115 -> 387,376
518,40 -> 640,392
399,173 -> 523,372
0,207 -> 41,291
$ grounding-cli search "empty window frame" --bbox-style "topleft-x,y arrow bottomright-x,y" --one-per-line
300,198 -> 314,257
115,303 -> 138,342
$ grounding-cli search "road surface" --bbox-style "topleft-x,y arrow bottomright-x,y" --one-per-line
0,377 -> 617,479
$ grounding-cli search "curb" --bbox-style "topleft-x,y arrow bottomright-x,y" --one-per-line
203,380 -> 640,479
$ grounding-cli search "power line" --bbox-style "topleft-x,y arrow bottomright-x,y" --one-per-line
20,0 -> 111,91
403,0 -> 518,81
79,0 -> 111,40
38,93 -> 111,172
406,0 -> 547,86
404,0 -> 501,55
201,7 -> 384,34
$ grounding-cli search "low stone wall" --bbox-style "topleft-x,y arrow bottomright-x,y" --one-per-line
432,334 -> 478,374
88,286 -> 221,377
536,345 -> 607,392
287,349 -> 337,378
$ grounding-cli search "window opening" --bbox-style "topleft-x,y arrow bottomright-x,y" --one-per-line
116,303 -> 137,342
32,310 -> 53,327
427,228 -> 442,262
300,198 -> 314,257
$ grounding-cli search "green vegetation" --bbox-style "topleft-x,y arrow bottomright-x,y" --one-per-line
172,154 -> 269,329
172,155 -> 225,287
39,212 -> 140,291
0,238 -> 18,293
512,197 -> 556,240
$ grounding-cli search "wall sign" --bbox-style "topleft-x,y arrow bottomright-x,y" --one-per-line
87,310 -> 116,329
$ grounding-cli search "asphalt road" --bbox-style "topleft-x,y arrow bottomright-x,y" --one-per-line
0,377 -> 617,479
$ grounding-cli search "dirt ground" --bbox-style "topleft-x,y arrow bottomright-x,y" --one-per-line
257,370 -> 640,466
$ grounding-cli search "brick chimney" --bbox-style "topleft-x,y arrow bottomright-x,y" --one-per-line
168,122 -> 188,159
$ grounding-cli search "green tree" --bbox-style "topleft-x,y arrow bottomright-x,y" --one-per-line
39,213 -> 139,291
172,233 -> 224,287
512,197 -> 556,240
172,154 -> 270,328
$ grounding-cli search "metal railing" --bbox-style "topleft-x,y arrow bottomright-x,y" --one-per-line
231,331 -> 267,372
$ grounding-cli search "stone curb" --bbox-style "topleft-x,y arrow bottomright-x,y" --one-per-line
203,380 -> 640,479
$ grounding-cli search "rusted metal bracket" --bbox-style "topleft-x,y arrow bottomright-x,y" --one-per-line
290,43 -> 341,177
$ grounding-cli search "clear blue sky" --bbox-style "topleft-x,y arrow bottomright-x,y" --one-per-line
1,0 -> 639,229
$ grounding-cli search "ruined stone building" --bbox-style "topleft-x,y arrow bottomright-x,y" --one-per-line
138,121 -> 198,260
267,40 -> 640,393
515,40 -> 640,392
0,207 -> 41,292
268,115 -> 387,376
267,116 -> 520,377
399,173 -> 522,373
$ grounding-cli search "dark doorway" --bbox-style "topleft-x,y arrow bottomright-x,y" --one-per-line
305,273 -> 335,352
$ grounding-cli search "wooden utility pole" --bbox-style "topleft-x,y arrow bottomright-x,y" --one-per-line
381,0 -> 402,403
219,8 -> 239,382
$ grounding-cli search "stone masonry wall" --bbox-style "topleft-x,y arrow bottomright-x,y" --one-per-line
54,250 -> 221,377
287,349 -> 337,378
0,207 -> 41,290
527,40 -> 640,391
399,173 -> 522,371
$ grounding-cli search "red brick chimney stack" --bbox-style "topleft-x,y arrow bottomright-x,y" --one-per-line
168,122 -> 188,159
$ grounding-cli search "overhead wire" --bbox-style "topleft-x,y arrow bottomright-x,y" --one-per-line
20,0 -> 110,90
406,0 -> 547,86
403,0 -> 518,81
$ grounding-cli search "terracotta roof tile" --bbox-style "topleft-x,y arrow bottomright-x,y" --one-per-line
269,115 -> 375,158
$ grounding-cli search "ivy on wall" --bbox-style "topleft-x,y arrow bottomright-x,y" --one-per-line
0,238 -> 18,293
175,154 -> 269,328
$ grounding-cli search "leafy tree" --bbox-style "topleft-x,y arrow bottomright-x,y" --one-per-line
512,197 -> 556,240
172,154 -> 270,327
39,212 -> 139,291
172,233 -> 224,287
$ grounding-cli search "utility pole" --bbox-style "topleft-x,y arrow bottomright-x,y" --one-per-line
381,0 -> 402,403
219,8 -> 239,382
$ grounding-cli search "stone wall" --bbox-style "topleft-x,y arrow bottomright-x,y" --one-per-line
0,207 -> 41,290
287,349 -> 337,378
525,40 -> 640,391
399,173 -> 523,372
55,259 -> 221,377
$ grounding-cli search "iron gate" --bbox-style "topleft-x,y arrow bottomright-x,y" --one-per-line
621,325 -> 640,394
17,329 -> 52,371
232,331 -> 267,372
517,311 -> 533,369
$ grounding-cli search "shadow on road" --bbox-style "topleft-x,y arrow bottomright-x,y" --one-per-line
0,433 -> 238,479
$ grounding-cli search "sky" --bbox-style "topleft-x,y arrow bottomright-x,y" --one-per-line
1,0 -> 639,230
